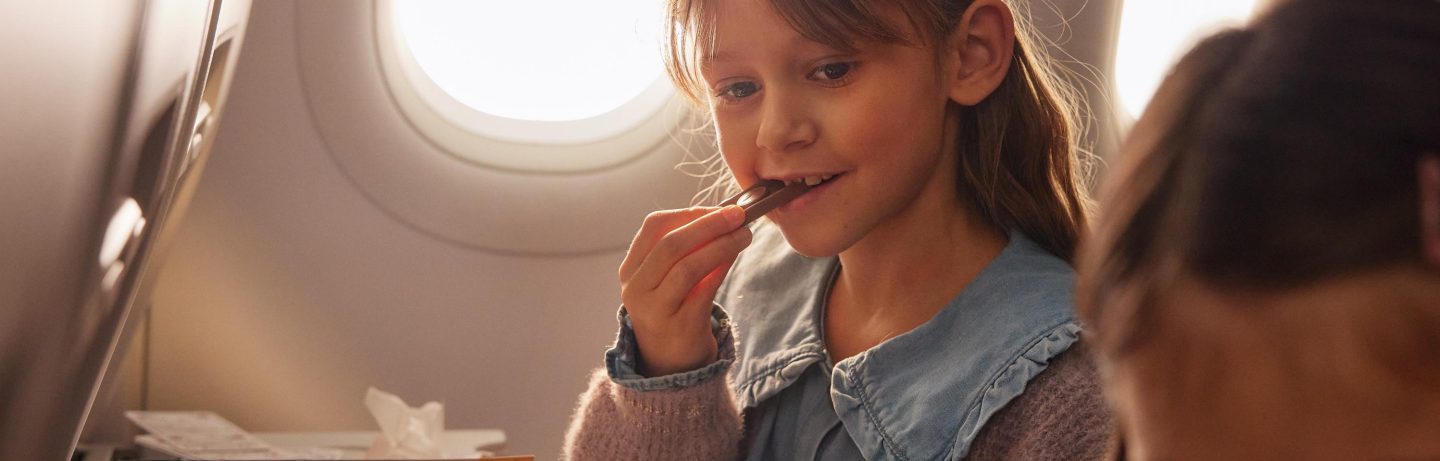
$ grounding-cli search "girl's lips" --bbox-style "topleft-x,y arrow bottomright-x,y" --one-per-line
775,173 -> 841,215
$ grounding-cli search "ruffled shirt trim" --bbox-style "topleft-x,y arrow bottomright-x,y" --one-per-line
723,223 -> 1081,460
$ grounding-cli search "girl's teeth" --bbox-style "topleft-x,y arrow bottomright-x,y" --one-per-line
778,174 -> 837,186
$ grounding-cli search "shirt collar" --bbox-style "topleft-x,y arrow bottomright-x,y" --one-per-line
720,223 -> 1080,460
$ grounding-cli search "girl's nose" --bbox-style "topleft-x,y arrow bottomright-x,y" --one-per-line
755,90 -> 817,154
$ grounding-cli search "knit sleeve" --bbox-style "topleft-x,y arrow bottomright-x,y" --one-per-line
964,342 -> 1117,461
561,368 -> 744,461
561,305 -> 745,460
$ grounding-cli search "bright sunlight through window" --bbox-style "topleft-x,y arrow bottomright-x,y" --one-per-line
1115,1 -> 1260,118
391,0 -> 664,122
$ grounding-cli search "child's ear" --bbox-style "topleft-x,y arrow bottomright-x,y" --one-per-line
1419,154 -> 1440,268
944,0 -> 1016,106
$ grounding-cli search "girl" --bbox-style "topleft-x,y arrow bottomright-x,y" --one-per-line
566,0 -> 1111,459
1077,0 -> 1440,458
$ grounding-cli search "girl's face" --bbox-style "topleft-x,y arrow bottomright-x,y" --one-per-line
701,0 -> 961,257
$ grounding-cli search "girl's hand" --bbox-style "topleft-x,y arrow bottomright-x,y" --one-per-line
618,205 -> 753,377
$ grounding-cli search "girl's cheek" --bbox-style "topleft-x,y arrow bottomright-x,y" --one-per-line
721,150 -> 755,185
714,117 -> 758,180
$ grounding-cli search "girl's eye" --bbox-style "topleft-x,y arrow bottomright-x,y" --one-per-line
809,62 -> 854,83
716,81 -> 759,102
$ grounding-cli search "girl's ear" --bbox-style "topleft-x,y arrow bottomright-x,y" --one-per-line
1419,154 -> 1440,268
944,0 -> 1017,106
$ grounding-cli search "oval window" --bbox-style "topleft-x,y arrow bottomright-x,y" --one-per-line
376,0 -> 682,173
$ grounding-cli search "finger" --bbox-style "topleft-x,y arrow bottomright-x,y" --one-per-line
630,205 -> 746,292
619,207 -> 713,283
687,255 -> 737,299
650,226 -> 752,314
678,256 -> 737,324
632,257 -> 733,336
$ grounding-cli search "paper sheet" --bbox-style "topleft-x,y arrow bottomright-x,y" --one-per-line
127,411 -> 342,460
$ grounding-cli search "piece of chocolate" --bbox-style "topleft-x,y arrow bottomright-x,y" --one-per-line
719,179 -> 813,225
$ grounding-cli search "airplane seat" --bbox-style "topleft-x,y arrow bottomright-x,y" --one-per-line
0,1 -> 252,459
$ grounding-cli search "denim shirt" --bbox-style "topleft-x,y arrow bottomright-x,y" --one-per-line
607,223 -> 1081,460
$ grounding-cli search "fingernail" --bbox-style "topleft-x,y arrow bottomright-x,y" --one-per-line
723,205 -> 745,226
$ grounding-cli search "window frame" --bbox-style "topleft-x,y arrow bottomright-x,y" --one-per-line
373,0 -> 683,174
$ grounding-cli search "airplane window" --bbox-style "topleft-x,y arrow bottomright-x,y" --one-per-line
297,1 -> 697,254
1115,1 -> 1259,118
376,0 -> 682,173
391,0 -> 663,122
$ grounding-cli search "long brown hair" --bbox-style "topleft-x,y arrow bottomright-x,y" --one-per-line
1078,0 -> 1440,358
663,0 -> 1092,262
1076,5 -> 1440,452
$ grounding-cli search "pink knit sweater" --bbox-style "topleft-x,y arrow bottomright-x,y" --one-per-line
562,345 -> 1113,460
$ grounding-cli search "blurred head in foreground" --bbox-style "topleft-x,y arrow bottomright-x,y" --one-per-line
1078,0 -> 1440,458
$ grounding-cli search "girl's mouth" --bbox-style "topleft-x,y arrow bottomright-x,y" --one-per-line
776,173 -> 843,214
782,173 -> 839,187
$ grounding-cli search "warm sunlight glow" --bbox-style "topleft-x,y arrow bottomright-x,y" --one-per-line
1115,1 -> 1260,118
392,0 -> 665,122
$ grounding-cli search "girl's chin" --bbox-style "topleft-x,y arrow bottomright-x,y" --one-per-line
774,223 -> 849,258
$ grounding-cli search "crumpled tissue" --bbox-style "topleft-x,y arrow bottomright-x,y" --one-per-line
365,387 -> 444,459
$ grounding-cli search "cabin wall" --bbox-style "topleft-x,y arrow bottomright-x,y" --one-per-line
145,2 -> 681,455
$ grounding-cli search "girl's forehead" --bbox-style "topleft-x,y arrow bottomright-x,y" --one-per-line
699,0 -> 921,61
704,32 -> 835,65
702,0 -> 804,53
699,12 -> 830,73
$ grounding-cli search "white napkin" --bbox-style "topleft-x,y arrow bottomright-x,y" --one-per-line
364,387 -> 444,459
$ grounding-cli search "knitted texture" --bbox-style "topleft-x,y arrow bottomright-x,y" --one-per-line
562,368 -> 743,461
967,344 -> 1115,460
562,345 -> 1112,460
